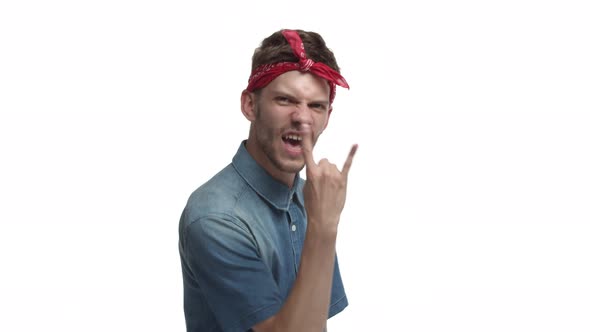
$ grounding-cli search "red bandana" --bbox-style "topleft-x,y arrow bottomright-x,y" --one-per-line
246,29 -> 349,104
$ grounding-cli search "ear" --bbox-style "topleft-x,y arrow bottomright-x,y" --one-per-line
241,90 -> 256,121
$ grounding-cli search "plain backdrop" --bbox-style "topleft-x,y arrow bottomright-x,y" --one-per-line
1,1 -> 589,331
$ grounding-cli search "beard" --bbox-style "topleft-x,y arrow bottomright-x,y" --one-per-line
253,103 -> 308,175
258,129 -> 304,174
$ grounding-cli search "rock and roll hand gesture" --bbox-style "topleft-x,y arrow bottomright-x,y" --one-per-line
301,124 -> 358,233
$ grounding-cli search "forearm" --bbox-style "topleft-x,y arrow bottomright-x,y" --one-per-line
252,134 -> 357,332
254,224 -> 337,332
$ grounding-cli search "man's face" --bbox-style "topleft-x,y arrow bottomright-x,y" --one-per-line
244,71 -> 331,183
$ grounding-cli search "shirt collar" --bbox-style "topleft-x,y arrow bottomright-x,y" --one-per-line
232,141 -> 303,211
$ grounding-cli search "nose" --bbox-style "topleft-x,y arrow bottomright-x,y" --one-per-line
291,104 -> 313,126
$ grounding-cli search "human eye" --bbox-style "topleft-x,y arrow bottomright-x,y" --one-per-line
309,103 -> 328,112
275,96 -> 292,105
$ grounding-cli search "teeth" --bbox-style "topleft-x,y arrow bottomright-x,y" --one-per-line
284,134 -> 302,141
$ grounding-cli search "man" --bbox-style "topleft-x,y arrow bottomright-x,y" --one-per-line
178,29 -> 358,332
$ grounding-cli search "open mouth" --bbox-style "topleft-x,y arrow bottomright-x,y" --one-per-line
282,134 -> 302,147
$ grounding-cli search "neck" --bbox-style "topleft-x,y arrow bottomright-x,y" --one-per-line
245,139 -> 296,188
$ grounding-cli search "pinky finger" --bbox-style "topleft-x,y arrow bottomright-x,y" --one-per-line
341,144 -> 358,177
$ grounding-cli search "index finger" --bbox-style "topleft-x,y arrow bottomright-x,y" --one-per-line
300,124 -> 317,170
341,144 -> 358,177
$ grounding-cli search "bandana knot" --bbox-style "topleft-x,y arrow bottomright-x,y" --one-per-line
300,58 -> 314,71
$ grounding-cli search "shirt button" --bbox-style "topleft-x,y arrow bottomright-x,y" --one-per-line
291,224 -> 297,231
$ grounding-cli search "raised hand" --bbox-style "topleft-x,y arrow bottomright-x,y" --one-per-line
301,124 -> 358,234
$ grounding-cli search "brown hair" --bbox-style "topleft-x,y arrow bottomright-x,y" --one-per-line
250,29 -> 341,73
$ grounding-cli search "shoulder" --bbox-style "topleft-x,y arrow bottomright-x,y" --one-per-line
180,164 -> 250,232
179,166 -> 259,255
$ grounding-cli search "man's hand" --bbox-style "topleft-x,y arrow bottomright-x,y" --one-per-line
301,125 -> 358,234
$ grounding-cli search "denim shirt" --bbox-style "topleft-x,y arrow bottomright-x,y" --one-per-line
179,141 -> 348,332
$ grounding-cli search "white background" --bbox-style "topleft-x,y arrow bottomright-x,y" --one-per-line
1,0 -> 589,331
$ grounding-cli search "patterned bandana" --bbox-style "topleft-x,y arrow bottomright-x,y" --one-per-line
246,29 -> 349,105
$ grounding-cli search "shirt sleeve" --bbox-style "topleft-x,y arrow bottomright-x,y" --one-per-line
182,214 -> 282,332
329,253 -> 349,317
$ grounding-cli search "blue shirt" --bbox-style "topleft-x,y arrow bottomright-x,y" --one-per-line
178,141 -> 348,332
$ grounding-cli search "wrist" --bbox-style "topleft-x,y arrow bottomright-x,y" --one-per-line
306,217 -> 339,241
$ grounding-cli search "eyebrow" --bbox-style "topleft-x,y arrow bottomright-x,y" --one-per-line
270,90 -> 330,106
